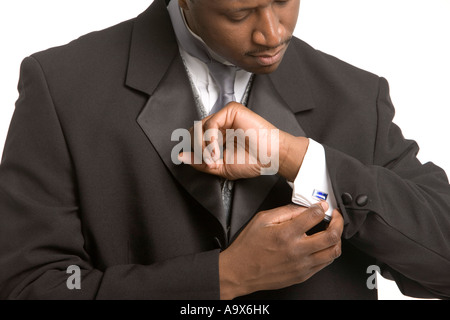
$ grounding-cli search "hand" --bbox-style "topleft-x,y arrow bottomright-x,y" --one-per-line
219,202 -> 344,299
178,102 -> 309,181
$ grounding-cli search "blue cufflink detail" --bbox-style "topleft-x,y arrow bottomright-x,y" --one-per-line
312,189 -> 328,201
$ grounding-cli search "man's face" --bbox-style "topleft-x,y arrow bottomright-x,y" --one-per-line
179,0 -> 300,74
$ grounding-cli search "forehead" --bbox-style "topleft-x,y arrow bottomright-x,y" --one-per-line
197,0 -> 275,10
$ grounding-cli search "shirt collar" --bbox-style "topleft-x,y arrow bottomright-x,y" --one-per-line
179,7 -> 234,66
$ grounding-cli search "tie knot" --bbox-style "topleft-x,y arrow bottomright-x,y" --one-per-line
208,62 -> 237,95
168,0 -> 237,114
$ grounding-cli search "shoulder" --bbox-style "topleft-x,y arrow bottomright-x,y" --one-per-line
288,37 -> 382,107
30,19 -> 135,76
290,37 -> 380,87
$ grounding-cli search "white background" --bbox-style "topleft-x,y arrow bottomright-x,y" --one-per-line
0,0 -> 449,300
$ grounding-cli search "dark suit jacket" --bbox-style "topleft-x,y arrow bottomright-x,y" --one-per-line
1,0 -> 450,299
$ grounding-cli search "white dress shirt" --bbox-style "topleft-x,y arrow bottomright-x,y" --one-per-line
177,8 -> 337,219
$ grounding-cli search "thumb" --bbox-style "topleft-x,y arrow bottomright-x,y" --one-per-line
263,204 -> 309,225
178,152 -> 222,174
178,151 -> 216,165
177,151 -> 195,165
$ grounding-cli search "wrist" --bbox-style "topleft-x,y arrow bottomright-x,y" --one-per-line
219,250 -> 246,300
279,134 -> 309,182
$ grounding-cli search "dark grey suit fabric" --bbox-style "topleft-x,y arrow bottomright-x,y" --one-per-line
1,0 -> 449,299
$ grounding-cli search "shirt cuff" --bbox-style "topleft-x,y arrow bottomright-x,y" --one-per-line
287,139 -> 337,220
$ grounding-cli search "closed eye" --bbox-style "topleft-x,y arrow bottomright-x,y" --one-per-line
227,10 -> 253,23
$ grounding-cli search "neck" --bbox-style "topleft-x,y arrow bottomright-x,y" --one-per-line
179,7 -> 233,66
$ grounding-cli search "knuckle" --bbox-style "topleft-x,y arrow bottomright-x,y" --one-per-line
286,203 -> 304,215
285,203 -> 299,211
296,271 -> 308,284
334,244 -> 342,259
255,210 -> 269,223
298,275 -> 310,284
285,246 -> 298,263
273,230 -> 290,246
296,262 -> 314,283
226,102 -> 240,114
328,244 -> 341,261
228,101 -> 240,108
326,229 -> 341,245
203,118 -> 213,131
292,255 -> 307,273
309,205 -> 325,219
256,209 -> 268,217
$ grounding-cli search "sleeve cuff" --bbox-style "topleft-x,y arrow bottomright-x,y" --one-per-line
287,139 -> 337,220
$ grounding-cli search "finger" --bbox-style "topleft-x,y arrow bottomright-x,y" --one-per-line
202,103 -> 264,145
193,121 -> 212,163
203,102 -> 241,132
202,108 -> 235,162
285,250 -> 339,285
203,127 -> 223,162
178,152 -> 237,182
300,255 -> 339,282
302,211 -> 343,253
304,229 -> 342,255
178,151 -> 218,169
186,119 -> 223,164
307,240 -> 342,267
328,209 -> 344,230
286,202 -> 328,235
261,203 -> 310,226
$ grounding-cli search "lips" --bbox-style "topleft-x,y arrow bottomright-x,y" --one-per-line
250,47 -> 285,67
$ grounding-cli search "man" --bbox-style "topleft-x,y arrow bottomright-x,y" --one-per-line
0,0 -> 449,300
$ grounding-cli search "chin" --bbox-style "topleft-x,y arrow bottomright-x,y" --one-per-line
245,63 -> 281,75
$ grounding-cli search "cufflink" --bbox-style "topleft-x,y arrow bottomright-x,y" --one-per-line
312,189 -> 328,201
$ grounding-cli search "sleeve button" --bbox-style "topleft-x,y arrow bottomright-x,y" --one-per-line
356,194 -> 369,207
341,193 -> 353,206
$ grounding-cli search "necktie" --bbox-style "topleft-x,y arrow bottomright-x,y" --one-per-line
168,0 -> 237,114
168,0 -> 237,230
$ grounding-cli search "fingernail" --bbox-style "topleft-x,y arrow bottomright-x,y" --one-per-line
319,201 -> 329,212
178,152 -> 190,164
211,143 -> 221,161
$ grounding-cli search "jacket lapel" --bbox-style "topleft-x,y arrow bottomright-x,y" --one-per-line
127,0 -> 227,234
136,56 -> 227,232
228,44 -> 316,241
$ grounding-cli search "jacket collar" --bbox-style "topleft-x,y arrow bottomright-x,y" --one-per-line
126,0 -> 179,96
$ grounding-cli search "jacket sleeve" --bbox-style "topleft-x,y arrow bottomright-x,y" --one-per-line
0,56 -> 220,300
324,77 -> 450,299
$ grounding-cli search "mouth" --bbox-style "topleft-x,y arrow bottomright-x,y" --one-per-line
248,46 -> 286,67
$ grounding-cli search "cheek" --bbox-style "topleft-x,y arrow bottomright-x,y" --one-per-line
219,34 -> 248,56
286,3 -> 300,32
204,26 -> 251,59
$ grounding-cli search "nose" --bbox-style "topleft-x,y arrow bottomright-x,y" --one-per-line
252,7 -> 286,48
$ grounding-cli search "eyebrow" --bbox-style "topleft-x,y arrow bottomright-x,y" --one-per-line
225,6 -> 255,13
220,0 -> 262,13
